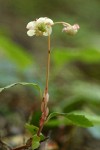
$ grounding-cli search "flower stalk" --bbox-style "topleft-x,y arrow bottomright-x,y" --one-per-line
45,34 -> 50,93
37,34 -> 50,136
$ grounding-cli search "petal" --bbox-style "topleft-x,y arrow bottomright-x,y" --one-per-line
43,27 -> 52,36
73,24 -> 80,30
47,26 -> 52,34
45,18 -> 54,25
27,30 -> 35,36
26,21 -> 36,29
37,17 -> 46,24
43,32 -> 48,36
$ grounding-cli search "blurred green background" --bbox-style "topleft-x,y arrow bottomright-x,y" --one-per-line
0,0 -> 100,138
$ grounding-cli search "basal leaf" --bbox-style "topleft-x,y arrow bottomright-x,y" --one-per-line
40,133 -> 45,141
32,141 -> 40,150
32,135 -> 40,150
45,117 -> 72,127
25,123 -> 39,135
0,82 -> 42,96
73,111 -> 100,126
46,112 -> 62,122
46,112 -> 93,127
67,113 -> 93,127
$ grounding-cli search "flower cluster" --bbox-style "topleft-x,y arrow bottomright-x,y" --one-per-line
62,24 -> 80,35
26,17 -> 80,37
26,17 -> 54,37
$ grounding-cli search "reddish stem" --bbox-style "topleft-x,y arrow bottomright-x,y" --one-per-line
37,34 -> 51,136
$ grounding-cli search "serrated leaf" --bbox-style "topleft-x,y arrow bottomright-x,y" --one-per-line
32,135 -> 40,150
46,112 -> 93,127
67,113 -> 93,127
0,82 -> 42,96
73,111 -> 100,125
25,123 -> 39,135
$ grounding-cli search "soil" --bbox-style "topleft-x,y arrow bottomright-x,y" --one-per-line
44,127 -> 100,150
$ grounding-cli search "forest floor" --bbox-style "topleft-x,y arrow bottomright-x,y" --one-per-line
0,91 -> 100,150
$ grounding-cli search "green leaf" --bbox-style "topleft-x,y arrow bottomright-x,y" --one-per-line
25,123 -> 39,135
40,133 -> 45,141
25,124 -> 45,143
52,48 -> 100,67
0,82 -> 42,96
67,113 -> 93,127
0,35 -> 33,69
45,117 -> 72,127
32,135 -> 40,150
87,115 -> 100,125
72,82 -> 100,103
46,112 -> 93,127
73,111 -> 100,126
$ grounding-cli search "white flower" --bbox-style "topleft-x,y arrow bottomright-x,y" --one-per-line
26,21 -> 36,30
26,17 -> 54,37
44,18 -> 54,25
62,24 -> 80,35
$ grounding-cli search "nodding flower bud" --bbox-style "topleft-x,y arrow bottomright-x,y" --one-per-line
62,24 -> 80,35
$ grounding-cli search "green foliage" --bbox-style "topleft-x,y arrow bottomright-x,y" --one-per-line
46,111 -> 100,128
72,82 -> 100,104
75,112 -> 100,125
0,82 -> 42,96
32,135 -> 40,150
52,48 -> 100,67
25,123 -> 45,150
46,112 -> 93,127
0,35 -> 33,69
25,123 -> 39,135
25,123 -> 45,140
66,113 -> 93,127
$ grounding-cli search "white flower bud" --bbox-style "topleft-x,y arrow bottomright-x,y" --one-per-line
63,24 -> 80,35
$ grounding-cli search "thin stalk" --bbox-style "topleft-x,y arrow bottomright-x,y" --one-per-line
37,34 -> 51,136
54,21 -> 71,26
37,125 -> 43,137
45,34 -> 51,94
